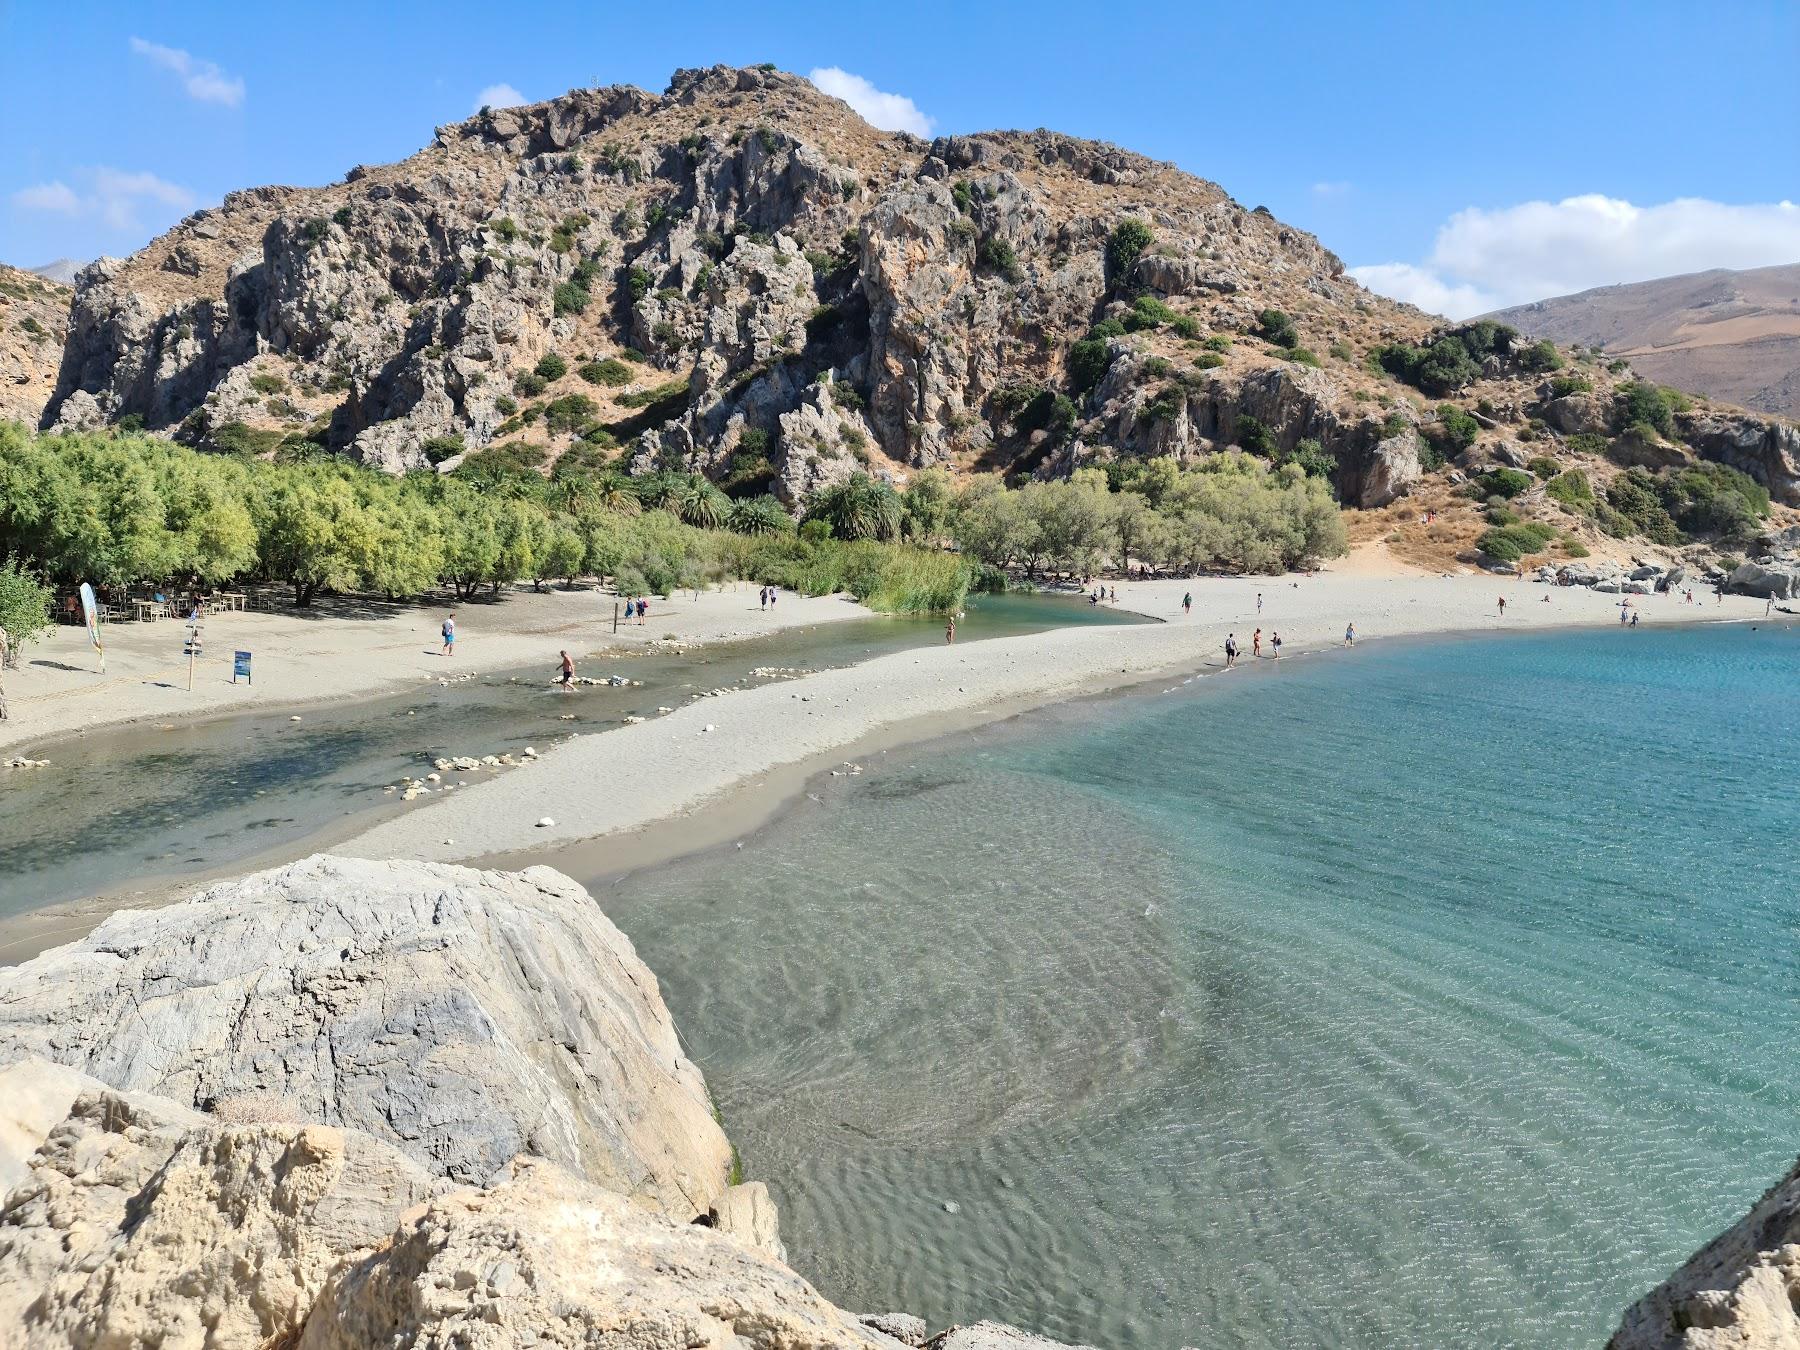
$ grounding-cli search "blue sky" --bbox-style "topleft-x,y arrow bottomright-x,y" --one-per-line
3,0 -> 1796,315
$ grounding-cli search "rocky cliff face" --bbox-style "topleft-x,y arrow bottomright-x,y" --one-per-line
35,64 -> 1800,516
1609,1158 -> 1800,1349
0,263 -> 69,425
0,857 -> 1078,1350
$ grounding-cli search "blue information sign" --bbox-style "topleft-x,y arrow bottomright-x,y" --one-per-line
232,650 -> 253,684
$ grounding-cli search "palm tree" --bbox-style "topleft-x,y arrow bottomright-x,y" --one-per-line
728,495 -> 790,536
675,474 -> 730,529
805,473 -> 903,541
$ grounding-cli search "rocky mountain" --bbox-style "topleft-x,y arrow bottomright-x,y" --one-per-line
1488,264 -> 1800,420
0,855 -> 1079,1350
0,263 -> 70,424
28,259 -> 84,285
28,64 -> 1800,523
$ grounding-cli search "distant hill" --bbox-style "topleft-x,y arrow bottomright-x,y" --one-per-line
29,259 -> 84,285
1487,264 -> 1800,419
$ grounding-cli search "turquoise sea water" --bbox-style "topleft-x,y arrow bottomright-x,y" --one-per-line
585,623 -> 1800,1348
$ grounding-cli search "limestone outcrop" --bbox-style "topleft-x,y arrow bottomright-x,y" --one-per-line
0,854 -> 733,1214
1609,1157 -> 1800,1349
0,857 -> 1084,1350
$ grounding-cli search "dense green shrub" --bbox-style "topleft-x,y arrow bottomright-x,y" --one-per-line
627,267 -> 653,302
1256,309 -> 1298,348
1375,321 -> 1516,395
1548,374 -> 1592,398
1544,469 -> 1593,511
1105,219 -> 1153,282
513,371 -> 547,397
535,353 -> 567,381
1603,469 -> 1682,544
422,435 -> 465,466
1435,404 -> 1481,451
1068,337 -> 1114,395
1124,295 -> 1178,331
1519,339 -> 1563,372
1615,380 -> 1686,437
1476,521 -> 1556,561
976,235 -> 1022,282
1657,462 -> 1768,541
1477,467 -> 1533,498
249,373 -> 287,396
1233,415 -> 1274,456
579,359 -> 633,386
552,282 -> 590,316
1526,455 -> 1561,479
542,394 -> 597,434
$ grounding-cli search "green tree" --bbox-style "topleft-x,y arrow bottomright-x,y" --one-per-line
805,474 -> 904,541
1105,218 -> 1153,283
0,557 -> 53,667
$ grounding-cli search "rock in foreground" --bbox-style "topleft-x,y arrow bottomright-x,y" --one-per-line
0,857 -> 1086,1350
1610,1158 -> 1800,1349
0,854 -> 732,1215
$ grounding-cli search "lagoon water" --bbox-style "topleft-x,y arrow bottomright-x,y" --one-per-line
0,593 -> 1134,917
586,624 -> 1800,1348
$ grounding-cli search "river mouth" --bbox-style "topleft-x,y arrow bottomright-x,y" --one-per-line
562,624 -> 1800,1349
0,593 -> 1141,924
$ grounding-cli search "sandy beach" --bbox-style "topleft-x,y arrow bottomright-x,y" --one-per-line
340,572 -> 1772,866
0,584 -> 869,752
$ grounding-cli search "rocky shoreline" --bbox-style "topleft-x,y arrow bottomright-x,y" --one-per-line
0,855 -> 1081,1348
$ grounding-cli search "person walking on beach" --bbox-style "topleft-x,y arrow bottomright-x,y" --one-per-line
1344,622 -> 1355,648
441,613 -> 456,657
1224,633 -> 1238,668
555,650 -> 575,688
1257,591 -> 1263,615
759,586 -> 768,610
1182,591 -> 1192,616
1497,595 -> 1506,616
638,597 -> 649,624
768,586 -> 778,609
1630,611 -> 1640,628
1271,631 -> 1282,659
945,615 -> 956,644
1253,628 -> 1262,658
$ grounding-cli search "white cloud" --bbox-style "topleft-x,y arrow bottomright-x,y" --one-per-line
11,168 -> 196,232
807,67 -> 934,136
1311,181 -> 1351,198
1353,195 -> 1800,318
475,83 -> 526,112
129,37 -> 245,107
12,181 -> 81,214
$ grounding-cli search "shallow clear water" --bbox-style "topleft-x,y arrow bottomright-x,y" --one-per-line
585,623 -> 1800,1349
0,592 -> 1137,917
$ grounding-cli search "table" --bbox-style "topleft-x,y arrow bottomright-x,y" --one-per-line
217,592 -> 248,612
131,600 -> 161,622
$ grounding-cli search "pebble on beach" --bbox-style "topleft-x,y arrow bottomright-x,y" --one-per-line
536,817 -> 554,828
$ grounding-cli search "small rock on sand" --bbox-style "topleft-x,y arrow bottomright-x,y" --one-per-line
536,817 -> 554,828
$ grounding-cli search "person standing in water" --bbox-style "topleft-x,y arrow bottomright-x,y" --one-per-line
555,650 -> 575,688
1224,633 -> 1238,667
1253,628 -> 1262,658
945,614 -> 956,644
441,613 -> 456,657
1271,631 -> 1282,659
1344,622 -> 1355,647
